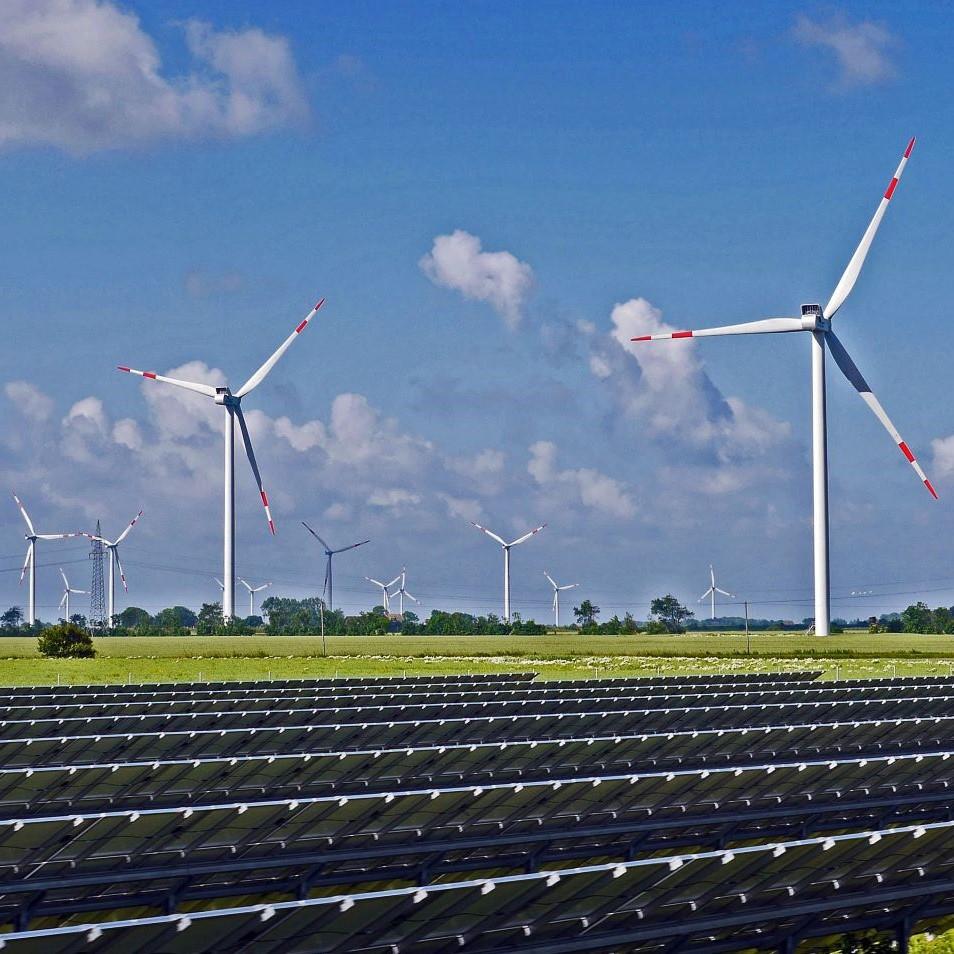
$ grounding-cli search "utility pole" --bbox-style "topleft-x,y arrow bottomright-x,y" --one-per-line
744,600 -> 750,654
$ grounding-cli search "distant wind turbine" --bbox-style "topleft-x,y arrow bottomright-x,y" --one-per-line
391,567 -> 420,617
301,523 -> 369,612
471,521 -> 546,622
58,568 -> 87,620
544,571 -> 578,628
698,564 -> 733,620
239,578 -> 271,618
631,139 -> 936,636
85,510 -> 143,626
117,298 -> 325,618
12,494 -> 81,626
366,574 -> 400,614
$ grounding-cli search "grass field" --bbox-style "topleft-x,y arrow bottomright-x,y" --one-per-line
1,631 -> 953,686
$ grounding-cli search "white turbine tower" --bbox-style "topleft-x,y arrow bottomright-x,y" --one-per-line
239,578 -> 271,618
698,564 -> 733,621
58,569 -> 86,620
390,566 -> 420,617
12,494 -> 81,626
366,574 -> 400,614
631,138 -> 936,637
301,523 -> 370,612
544,571 -> 578,629
471,521 -> 546,622
85,511 -> 143,625
118,298 -> 324,618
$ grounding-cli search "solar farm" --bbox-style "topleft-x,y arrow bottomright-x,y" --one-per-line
0,671 -> 950,952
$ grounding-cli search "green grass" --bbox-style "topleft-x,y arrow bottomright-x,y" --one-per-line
1,631 -> 953,686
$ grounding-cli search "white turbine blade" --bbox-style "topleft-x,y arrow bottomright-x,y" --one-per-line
239,578 -> 253,593
59,592 -> 67,610
19,546 -> 31,584
71,588 -> 87,595
826,138 -> 915,320
116,366 -> 217,398
827,331 -> 937,498
59,568 -> 69,588
235,299 -> 325,398
509,524 -> 547,547
12,494 -> 35,536
214,577 -> 224,590
543,571 -> 558,589
36,532 -> 80,541
385,574 -> 402,589
698,588 -> 714,602
471,522 -> 507,547
115,510 -> 144,544
366,577 -> 386,588
403,590 -> 420,603
301,522 -> 332,551
715,588 -> 734,597
631,317 -> 804,343
235,407 -> 276,534
333,539 -> 370,554
559,583 -> 579,591
253,583 -> 272,593
114,548 -> 128,592
709,565 -> 715,587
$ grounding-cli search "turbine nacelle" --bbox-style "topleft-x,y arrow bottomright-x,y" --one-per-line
214,387 -> 239,407
800,304 -> 828,331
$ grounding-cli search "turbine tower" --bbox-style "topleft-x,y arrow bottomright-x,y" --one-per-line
117,298 -> 324,618
390,566 -> 420,618
85,511 -> 143,626
239,578 -> 271,618
698,564 -> 733,620
544,571 -> 578,629
471,521 -> 546,622
301,523 -> 369,612
631,139 -> 935,637
58,568 -> 87,620
12,494 -> 80,626
365,574 -> 399,614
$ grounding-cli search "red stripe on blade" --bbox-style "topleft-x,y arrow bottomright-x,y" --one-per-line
884,177 -> 899,200
117,366 -> 130,372
143,372 -> 157,379
268,520 -> 276,535
295,319 -> 308,333
314,297 -> 325,311
672,331 -> 694,339
898,441 -> 915,462
925,478 -> 939,499
261,491 -> 269,507
905,137 -> 916,159
631,335 -> 652,342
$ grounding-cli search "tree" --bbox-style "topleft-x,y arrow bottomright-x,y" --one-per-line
196,602 -> 225,635
37,622 -> 95,658
154,606 -> 198,634
116,607 -> 151,630
573,600 -> 600,628
1,607 -> 24,631
650,595 -> 693,634
901,601 -> 933,634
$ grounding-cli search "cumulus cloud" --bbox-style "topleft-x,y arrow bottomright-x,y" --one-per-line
792,13 -> 897,89
932,435 -> 954,480
420,230 -> 534,329
367,488 -> 422,510
4,381 -> 54,421
528,440 -> 636,520
0,0 -> 309,153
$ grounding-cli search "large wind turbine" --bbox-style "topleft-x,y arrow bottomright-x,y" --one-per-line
85,511 -> 143,626
58,568 -> 87,620
544,571 -> 578,629
390,566 -> 420,617
12,494 -> 80,626
698,564 -> 733,620
118,299 -> 324,618
239,578 -> 271,618
632,138 -> 936,637
366,574 -> 399,614
301,523 -> 369,612
471,521 -> 546,622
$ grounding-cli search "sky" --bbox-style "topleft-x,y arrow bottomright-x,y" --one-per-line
1,0 -> 953,624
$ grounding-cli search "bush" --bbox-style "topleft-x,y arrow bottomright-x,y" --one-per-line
644,621 -> 669,635
37,622 -> 96,658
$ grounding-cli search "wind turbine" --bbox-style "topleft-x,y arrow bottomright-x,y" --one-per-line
239,578 -> 271,618
12,494 -> 81,626
85,511 -> 143,625
366,574 -> 400,614
118,298 -> 324,618
390,566 -> 420,617
471,521 -> 546,622
544,571 -> 578,629
58,568 -> 86,621
698,564 -> 733,620
631,138 -> 936,637
301,523 -> 369,612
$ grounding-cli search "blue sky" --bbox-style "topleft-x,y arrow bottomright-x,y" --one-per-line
1,0 -> 953,623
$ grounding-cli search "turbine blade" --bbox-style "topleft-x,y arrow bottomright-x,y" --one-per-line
698,589 -> 713,602
366,577 -> 385,587
115,510 -> 143,544
509,524 -> 547,547
333,539 -> 370,554
543,571 -> 558,589
715,588 -> 734,597
116,367 -> 217,398
214,577 -> 224,590
59,592 -> 67,610
301,521 -> 333,551
826,138 -> 915,320
559,583 -> 579,591
631,317 -> 804,342
321,562 -> 330,601
235,299 -> 325,398
19,545 -> 31,584
403,590 -> 420,603
35,532 -> 80,540
471,521 -> 508,546
12,494 -> 35,536
59,568 -> 68,588
114,547 -> 128,592
827,330 -> 937,498
386,574 -> 402,589
235,407 -> 276,534
239,578 -> 253,592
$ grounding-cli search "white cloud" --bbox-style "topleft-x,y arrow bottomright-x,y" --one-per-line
0,1 -> 309,153
112,418 -> 143,451
792,14 -> 896,89
367,488 -> 422,510
4,381 -> 54,421
527,440 -> 636,520
438,493 -> 483,523
420,230 -> 534,329
932,435 -> 954,480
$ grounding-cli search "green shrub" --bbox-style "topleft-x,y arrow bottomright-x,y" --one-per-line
37,622 -> 96,658
644,621 -> 669,635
